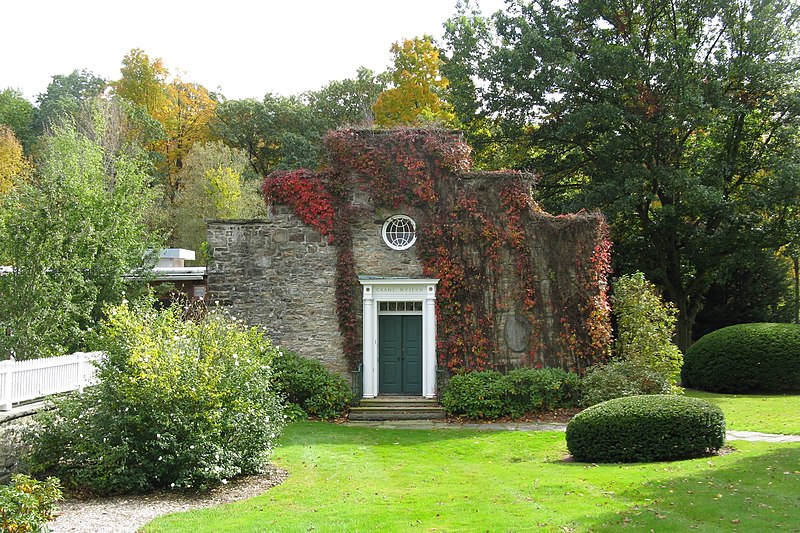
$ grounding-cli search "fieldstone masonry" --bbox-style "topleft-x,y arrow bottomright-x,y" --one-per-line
207,212 -> 344,374
0,412 -> 37,484
207,129 -> 609,379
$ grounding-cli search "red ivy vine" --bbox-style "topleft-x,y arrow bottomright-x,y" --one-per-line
263,128 -> 612,373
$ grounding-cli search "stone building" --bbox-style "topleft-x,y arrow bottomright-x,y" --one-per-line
207,129 -> 611,400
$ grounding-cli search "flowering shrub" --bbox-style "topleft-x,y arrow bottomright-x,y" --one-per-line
25,301 -> 285,494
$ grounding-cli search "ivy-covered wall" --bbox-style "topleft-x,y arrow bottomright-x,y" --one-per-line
208,128 -> 611,376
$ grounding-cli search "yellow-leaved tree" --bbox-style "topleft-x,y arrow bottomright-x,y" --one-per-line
373,36 -> 456,127
0,125 -> 31,194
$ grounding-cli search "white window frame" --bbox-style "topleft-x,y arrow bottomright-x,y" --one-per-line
381,215 -> 417,250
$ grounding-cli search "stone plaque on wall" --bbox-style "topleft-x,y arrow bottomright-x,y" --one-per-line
505,313 -> 531,353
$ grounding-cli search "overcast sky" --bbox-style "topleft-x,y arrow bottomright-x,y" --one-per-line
1,0 -> 507,102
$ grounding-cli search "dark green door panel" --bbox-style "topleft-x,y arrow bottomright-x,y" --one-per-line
401,316 -> 422,394
378,316 -> 403,394
378,315 -> 422,395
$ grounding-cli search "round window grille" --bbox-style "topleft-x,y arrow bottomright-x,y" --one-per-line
382,215 -> 417,250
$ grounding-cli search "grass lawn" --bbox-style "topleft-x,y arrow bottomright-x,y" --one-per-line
684,389 -> 800,434
145,421 -> 799,532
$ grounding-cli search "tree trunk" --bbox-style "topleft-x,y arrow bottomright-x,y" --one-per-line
675,313 -> 694,354
794,255 -> 799,324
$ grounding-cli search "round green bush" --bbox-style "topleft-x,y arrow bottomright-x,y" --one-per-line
681,323 -> 800,393
566,395 -> 725,463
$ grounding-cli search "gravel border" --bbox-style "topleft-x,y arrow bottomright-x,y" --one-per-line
49,465 -> 288,533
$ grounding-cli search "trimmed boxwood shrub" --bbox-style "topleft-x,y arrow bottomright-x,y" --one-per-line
272,350 -> 352,419
441,368 -> 580,419
566,395 -> 726,463
682,323 -> 800,393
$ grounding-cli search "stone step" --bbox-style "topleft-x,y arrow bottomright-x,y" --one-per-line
358,397 -> 440,408
350,396 -> 446,421
349,406 -> 446,421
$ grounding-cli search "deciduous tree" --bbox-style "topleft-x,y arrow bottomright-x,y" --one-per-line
373,36 -> 456,127
34,70 -> 107,133
213,94 -> 322,176
171,141 -> 264,257
0,126 -> 31,194
458,0 -> 800,349
0,88 -> 36,153
0,111 -> 161,360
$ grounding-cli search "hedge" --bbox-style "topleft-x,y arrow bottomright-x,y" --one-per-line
566,395 -> 726,463
681,323 -> 800,393
441,368 -> 581,419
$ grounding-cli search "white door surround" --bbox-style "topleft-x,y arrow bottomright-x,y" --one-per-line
359,278 -> 439,398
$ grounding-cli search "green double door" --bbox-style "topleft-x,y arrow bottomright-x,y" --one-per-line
378,315 -> 422,395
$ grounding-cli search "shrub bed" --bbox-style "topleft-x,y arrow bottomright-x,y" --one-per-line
441,368 -> 580,419
25,302 -> 285,495
566,395 -> 725,463
580,359 -> 673,407
0,474 -> 62,533
681,323 -> 800,393
272,350 -> 352,419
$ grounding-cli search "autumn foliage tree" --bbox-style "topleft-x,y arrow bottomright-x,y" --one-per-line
372,36 -> 456,127
0,126 -> 30,194
113,49 -> 217,199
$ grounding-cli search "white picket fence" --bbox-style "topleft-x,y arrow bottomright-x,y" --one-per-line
0,352 -> 103,411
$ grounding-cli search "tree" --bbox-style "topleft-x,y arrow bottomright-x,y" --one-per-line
34,70 -> 107,133
213,94 -> 323,176
0,112 -> 161,360
305,67 -> 388,128
112,50 -> 217,197
171,140 -> 265,256
112,48 -> 170,118
443,4 -> 534,170
0,88 -> 36,153
155,78 -> 218,193
372,36 -> 456,127
0,126 -> 31,194
460,0 -> 800,349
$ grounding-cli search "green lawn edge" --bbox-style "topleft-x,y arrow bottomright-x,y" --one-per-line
143,421 -> 800,533
683,389 -> 800,434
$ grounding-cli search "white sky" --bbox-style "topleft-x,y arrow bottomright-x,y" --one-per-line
1,0 -> 507,103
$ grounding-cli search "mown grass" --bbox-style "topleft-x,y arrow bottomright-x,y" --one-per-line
144,421 -> 799,532
684,389 -> 800,434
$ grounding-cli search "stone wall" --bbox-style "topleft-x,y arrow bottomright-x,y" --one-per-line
206,211 -> 345,374
0,410 -> 37,484
350,188 -> 425,279
207,129 -> 609,376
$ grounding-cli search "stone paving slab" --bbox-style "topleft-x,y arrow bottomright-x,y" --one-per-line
343,419 -> 800,442
725,430 -> 800,443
